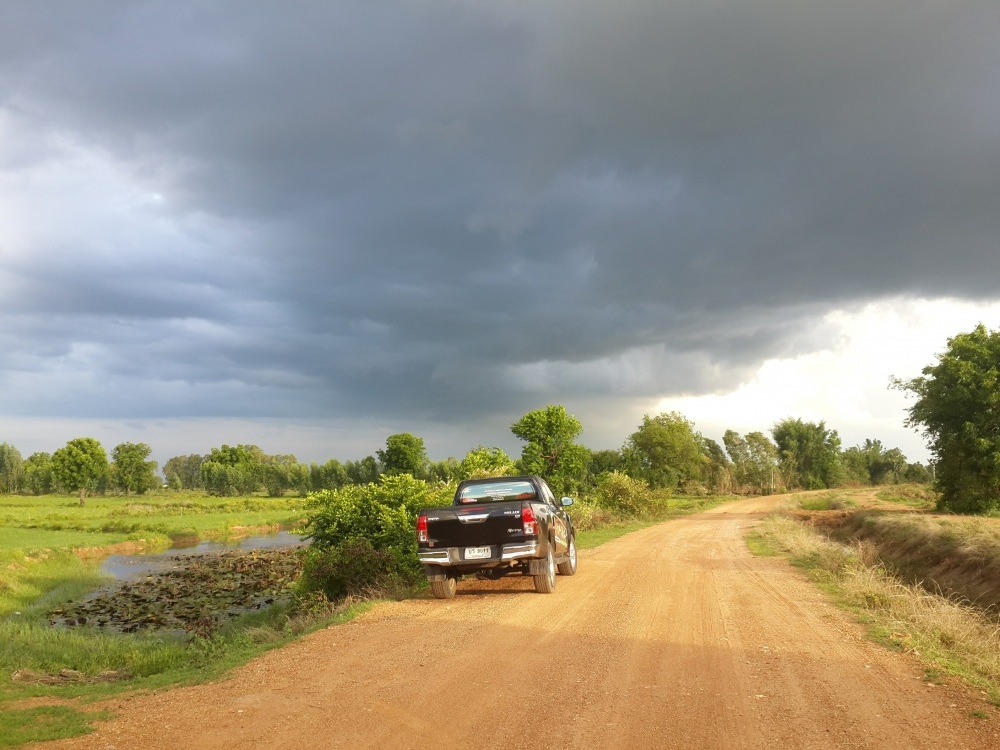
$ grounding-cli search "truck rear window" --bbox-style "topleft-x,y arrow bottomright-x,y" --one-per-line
458,480 -> 537,504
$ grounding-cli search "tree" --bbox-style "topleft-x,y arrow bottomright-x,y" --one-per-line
199,444 -> 265,496
0,442 -> 24,493
511,405 -> 588,494
377,433 -> 429,478
701,438 -> 732,493
345,456 -> 381,485
895,324 -> 1000,513
623,412 -> 707,490
262,455 -> 310,497
311,459 -> 349,491
458,446 -> 517,479
23,452 -> 55,495
427,457 -> 461,483
52,437 -> 108,505
723,430 -> 777,494
110,442 -> 158,496
163,454 -> 203,489
771,418 -> 843,490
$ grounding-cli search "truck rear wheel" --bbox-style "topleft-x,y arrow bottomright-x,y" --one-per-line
557,536 -> 577,576
430,575 -> 457,599
533,547 -> 556,594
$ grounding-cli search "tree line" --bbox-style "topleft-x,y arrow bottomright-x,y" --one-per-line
0,408 -> 927,505
1,323 -> 996,513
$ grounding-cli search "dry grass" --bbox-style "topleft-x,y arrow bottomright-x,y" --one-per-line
755,514 -> 1000,704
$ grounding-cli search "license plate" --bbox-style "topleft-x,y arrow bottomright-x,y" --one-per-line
464,546 -> 491,560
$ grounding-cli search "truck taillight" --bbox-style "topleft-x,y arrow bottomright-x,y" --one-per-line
417,513 -> 428,543
521,504 -> 538,536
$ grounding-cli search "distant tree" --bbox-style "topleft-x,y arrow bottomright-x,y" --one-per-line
345,456 -> 381,485
863,439 -> 907,485
377,433 -> 429,478
623,412 -> 706,491
840,446 -> 870,485
23,452 -> 55,495
458,446 -> 517,480
894,324 -> 1000,513
701,438 -> 732,494
723,430 -> 777,494
163,454 -> 204,490
0,442 -> 24,493
903,462 -> 932,484
199,444 -> 265,496
262,454 -> 309,497
52,437 -> 108,505
511,405 -> 588,495
427,457 -> 461,483
588,449 -> 624,475
771,418 -> 843,490
311,459 -> 349,491
110,442 -> 158,496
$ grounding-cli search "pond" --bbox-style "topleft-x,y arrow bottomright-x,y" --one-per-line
101,531 -> 305,581
50,532 -> 308,635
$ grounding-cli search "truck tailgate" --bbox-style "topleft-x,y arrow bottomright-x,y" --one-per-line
424,501 -> 527,548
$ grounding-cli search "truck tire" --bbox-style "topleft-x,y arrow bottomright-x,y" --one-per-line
557,536 -> 577,576
431,576 -> 457,599
533,546 -> 556,594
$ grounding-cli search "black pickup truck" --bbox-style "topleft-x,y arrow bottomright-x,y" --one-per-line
416,475 -> 578,598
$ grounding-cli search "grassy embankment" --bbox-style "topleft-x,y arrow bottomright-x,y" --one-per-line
750,485 -> 1000,708
0,487 -> 737,746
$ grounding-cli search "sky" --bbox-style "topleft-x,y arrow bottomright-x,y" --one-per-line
2,1 -> 999,469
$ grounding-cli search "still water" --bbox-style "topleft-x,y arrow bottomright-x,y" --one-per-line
100,531 -> 304,581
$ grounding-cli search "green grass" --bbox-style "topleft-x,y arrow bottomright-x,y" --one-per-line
745,531 -> 782,557
0,706 -> 110,747
798,492 -> 855,511
876,484 -> 939,510
577,521 -> 650,549
0,548 -> 109,619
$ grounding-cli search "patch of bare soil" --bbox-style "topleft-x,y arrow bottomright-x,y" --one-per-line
41,495 -> 998,749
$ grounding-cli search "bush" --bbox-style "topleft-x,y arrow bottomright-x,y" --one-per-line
563,497 -> 617,531
299,540 -> 418,599
301,474 -> 453,598
592,472 -> 654,517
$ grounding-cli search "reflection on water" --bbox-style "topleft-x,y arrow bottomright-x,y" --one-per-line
100,531 -> 304,581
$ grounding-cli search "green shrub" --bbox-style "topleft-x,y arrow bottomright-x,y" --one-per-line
592,472 -> 654,517
301,474 -> 453,598
564,497 -> 617,531
299,540 -> 417,599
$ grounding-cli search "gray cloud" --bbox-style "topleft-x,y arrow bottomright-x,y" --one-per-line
1,1 -> 999,453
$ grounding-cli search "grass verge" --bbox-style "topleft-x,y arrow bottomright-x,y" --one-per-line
752,513 -> 1000,705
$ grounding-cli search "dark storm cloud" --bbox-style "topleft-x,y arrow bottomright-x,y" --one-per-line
1,0 -> 999,428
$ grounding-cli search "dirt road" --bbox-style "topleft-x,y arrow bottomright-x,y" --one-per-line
49,495 -> 996,749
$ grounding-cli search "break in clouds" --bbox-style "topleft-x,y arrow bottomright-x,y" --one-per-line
1,1 -> 999,449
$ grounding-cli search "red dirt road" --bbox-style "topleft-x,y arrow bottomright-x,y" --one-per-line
47,495 -> 997,749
